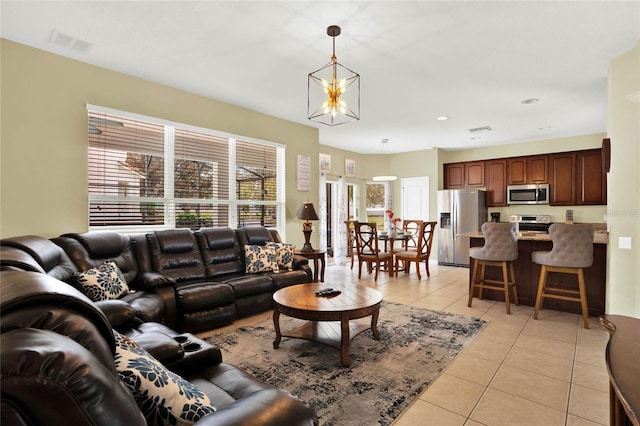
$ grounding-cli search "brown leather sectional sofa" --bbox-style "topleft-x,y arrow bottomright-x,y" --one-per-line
1,270 -> 318,425
1,226 -> 312,332
0,226 -> 317,425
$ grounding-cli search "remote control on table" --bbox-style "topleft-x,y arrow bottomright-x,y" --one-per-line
316,289 -> 341,297
315,288 -> 333,296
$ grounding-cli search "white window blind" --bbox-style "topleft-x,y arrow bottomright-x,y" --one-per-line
87,106 -> 285,233
236,140 -> 280,228
174,128 -> 230,228
88,111 -> 166,227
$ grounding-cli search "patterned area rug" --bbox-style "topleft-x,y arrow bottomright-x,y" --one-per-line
205,301 -> 486,426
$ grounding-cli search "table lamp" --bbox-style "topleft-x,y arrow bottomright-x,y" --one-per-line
296,202 -> 319,252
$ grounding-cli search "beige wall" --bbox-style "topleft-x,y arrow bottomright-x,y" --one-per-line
3,38 -> 637,317
606,42 -> 640,317
0,39 -> 318,250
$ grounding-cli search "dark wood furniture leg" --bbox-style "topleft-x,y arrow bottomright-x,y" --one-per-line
272,308 -> 282,349
371,306 -> 380,339
319,254 -> 325,282
340,312 -> 350,366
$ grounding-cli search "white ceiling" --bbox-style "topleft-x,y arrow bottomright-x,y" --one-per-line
2,1 -> 638,154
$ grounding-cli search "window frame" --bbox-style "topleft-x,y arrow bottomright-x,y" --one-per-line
86,104 -> 286,237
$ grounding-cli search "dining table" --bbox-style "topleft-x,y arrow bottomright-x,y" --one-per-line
377,231 -> 414,273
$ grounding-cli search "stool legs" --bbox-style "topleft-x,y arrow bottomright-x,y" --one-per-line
534,265 -> 590,329
533,265 -> 548,320
469,259 -> 518,314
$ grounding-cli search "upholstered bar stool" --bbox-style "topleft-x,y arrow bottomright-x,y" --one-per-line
532,223 -> 594,329
468,222 -> 519,314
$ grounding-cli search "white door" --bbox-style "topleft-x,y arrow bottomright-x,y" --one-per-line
401,177 -> 429,220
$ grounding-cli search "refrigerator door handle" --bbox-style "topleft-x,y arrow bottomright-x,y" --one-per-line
452,199 -> 456,240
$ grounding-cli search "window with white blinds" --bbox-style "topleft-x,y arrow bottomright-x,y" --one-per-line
87,106 -> 285,232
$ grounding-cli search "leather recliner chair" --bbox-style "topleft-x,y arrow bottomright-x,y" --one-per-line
1,234 -> 166,326
0,270 -> 318,426
53,231 -> 170,324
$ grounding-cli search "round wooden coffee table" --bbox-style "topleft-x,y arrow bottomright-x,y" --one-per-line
272,283 -> 383,366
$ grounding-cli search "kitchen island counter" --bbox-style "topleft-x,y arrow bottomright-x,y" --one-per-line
468,230 -> 607,316
463,228 -> 609,244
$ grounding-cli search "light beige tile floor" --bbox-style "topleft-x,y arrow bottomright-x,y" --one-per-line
320,260 -> 610,426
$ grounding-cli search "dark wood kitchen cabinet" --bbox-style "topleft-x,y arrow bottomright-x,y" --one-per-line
549,152 -> 576,205
465,161 -> 485,187
485,159 -> 507,206
507,158 -> 527,185
528,155 -> 548,183
577,149 -> 607,205
444,161 -> 484,188
508,155 -> 548,185
444,163 -> 465,188
443,149 -> 605,206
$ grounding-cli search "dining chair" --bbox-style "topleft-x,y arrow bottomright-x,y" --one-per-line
353,221 -> 392,281
394,221 -> 436,279
401,219 -> 423,250
532,223 -> 594,328
468,222 -> 519,314
344,220 -> 358,270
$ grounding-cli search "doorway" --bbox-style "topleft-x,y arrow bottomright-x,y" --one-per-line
401,177 -> 430,220
325,181 -> 358,258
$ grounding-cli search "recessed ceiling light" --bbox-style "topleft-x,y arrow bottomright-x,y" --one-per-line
521,98 -> 539,104
436,116 -> 449,121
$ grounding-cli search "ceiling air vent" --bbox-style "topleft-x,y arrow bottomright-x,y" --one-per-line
468,125 -> 492,133
48,29 -> 94,54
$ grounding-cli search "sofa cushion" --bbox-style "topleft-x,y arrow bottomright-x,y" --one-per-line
113,331 -> 216,425
244,245 -> 278,274
175,282 -> 235,313
156,229 -> 198,253
266,242 -> 295,270
196,228 -> 243,278
73,260 -> 129,302
223,274 -> 274,298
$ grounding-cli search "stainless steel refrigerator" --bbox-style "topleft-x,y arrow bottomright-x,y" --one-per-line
437,189 -> 487,267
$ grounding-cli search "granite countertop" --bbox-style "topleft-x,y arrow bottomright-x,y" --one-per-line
463,224 -> 609,244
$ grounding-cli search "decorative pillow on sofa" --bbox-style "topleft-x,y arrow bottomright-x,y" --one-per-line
244,244 -> 278,274
113,331 -> 216,425
73,260 -> 129,302
266,242 -> 296,270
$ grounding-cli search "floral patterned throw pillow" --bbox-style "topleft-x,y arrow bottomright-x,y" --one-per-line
244,244 -> 279,273
266,242 -> 296,270
113,331 -> 216,425
73,260 -> 129,301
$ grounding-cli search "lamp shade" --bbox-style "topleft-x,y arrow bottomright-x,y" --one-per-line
296,202 -> 319,221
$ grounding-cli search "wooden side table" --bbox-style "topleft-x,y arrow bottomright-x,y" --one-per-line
294,249 -> 326,282
600,315 -> 640,426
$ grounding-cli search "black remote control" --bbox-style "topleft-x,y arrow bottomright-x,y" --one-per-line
315,288 -> 333,296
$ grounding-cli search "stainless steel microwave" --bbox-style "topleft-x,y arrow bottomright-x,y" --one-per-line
507,184 -> 550,205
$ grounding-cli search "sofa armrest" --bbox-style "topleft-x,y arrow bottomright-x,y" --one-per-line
95,299 -> 142,330
167,339 -> 223,376
1,328 -> 146,426
136,271 -> 176,290
129,331 -> 184,364
195,387 -> 318,426
292,254 -> 309,269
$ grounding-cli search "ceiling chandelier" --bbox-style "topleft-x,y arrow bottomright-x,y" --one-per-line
308,25 -> 360,126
